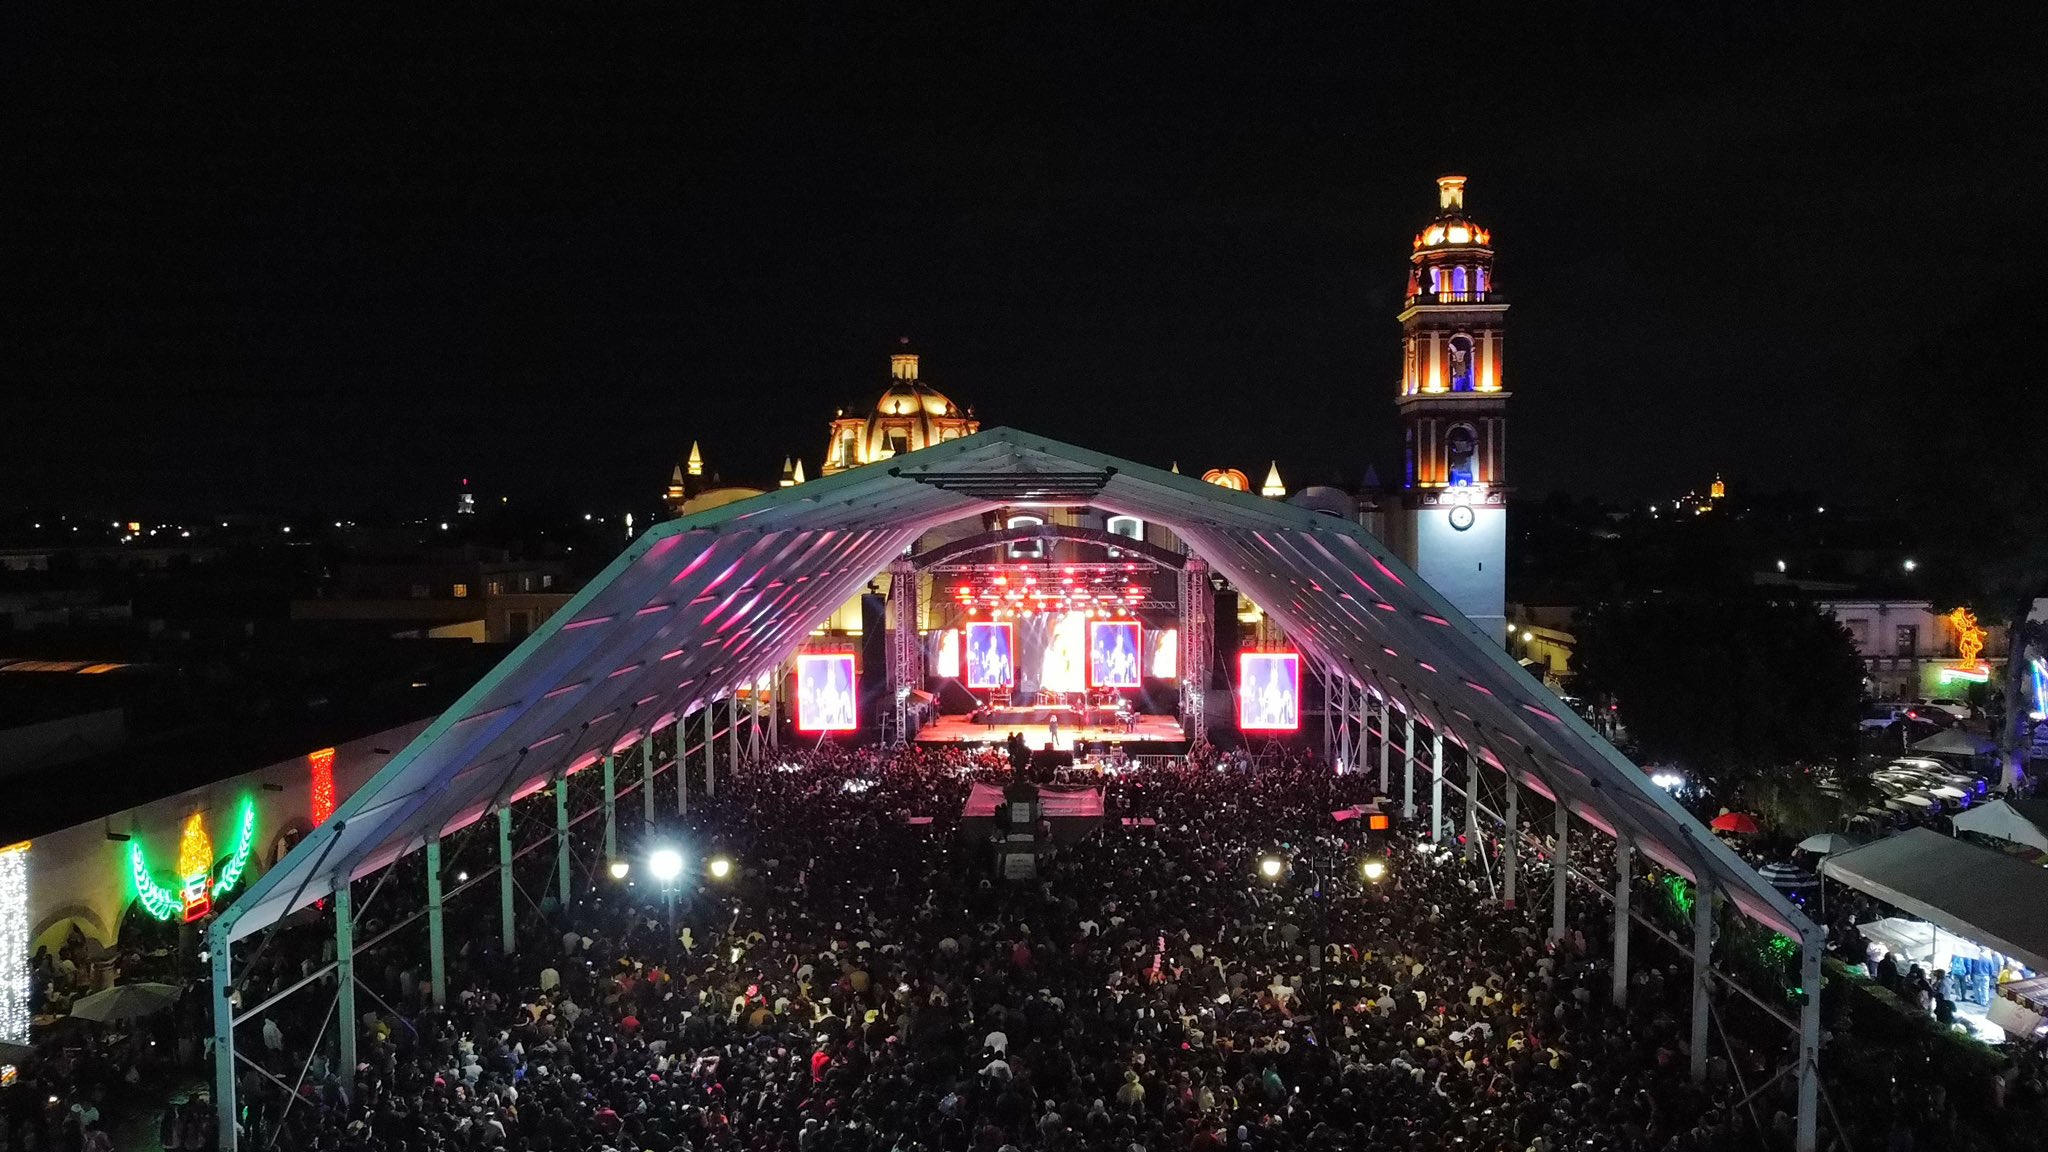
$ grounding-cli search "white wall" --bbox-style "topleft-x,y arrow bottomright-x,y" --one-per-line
1414,504 -> 1507,641
24,717 -> 433,953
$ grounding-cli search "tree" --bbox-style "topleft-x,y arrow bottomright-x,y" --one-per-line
1572,591 -> 1864,802
1878,279 -> 2048,791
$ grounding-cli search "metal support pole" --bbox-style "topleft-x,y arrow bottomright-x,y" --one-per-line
1502,774 -> 1519,909
1551,803 -> 1569,942
726,695 -> 739,773
1463,742 -> 1479,862
425,835 -> 446,1008
334,881 -> 357,1101
678,716 -> 689,817
602,754 -> 618,861
704,706 -> 717,800
210,927 -> 236,1152
1325,667 -> 1340,769
554,775 -> 572,906
1336,678 -> 1352,773
640,733 -> 656,826
1377,695 -> 1390,793
1691,878 -> 1714,1083
497,805 -> 516,956
1796,933 -> 1823,1152
1431,729 -> 1444,843
1402,705 -> 1416,819
769,672 -> 781,750
1612,832 -> 1632,1008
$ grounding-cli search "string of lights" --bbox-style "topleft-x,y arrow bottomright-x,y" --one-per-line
0,842 -> 28,1045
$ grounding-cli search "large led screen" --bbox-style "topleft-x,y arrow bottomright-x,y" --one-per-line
1040,612 -> 1087,694
795,653 -> 858,732
931,628 -> 961,679
1237,652 -> 1301,732
1149,628 -> 1179,680
964,621 -> 1016,689
1088,621 -> 1143,689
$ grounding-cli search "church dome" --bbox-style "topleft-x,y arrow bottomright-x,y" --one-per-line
821,341 -> 980,475
874,381 -> 964,421
1412,175 -> 1492,250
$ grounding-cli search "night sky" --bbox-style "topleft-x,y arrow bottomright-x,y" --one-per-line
6,8 -> 2041,515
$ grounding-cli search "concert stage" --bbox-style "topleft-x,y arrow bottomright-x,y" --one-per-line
916,712 -> 1185,749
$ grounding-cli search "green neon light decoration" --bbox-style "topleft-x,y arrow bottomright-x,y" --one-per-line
127,797 -> 260,922
213,800 -> 258,895
130,843 -> 180,921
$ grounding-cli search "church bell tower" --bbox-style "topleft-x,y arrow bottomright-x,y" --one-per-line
1387,175 -> 1509,641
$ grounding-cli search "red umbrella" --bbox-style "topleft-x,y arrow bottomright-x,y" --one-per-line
1710,812 -> 1761,834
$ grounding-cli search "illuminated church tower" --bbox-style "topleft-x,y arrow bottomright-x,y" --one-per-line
1385,175 -> 1509,641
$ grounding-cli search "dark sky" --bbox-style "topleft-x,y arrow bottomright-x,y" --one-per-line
5,7 -> 2041,516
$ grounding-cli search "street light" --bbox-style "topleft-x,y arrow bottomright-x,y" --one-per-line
708,856 -> 733,880
1258,855 -> 1284,881
649,847 -> 685,932
1361,859 -> 1387,883
607,860 -> 630,881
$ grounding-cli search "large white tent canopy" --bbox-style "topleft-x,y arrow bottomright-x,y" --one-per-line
1823,827 -> 2048,972
220,428 -> 1813,944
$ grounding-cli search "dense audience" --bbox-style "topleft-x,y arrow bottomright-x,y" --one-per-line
10,740 -> 2046,1151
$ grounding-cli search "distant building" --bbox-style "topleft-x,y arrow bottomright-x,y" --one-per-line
821,339 -> 980,475
289,547 -> 574,643
1815,598 -> 2017,699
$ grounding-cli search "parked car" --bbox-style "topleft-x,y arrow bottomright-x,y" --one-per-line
1859,703 -> 1913,731
1926,697 -> 1972,721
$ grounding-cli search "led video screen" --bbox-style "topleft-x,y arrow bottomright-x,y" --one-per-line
1149,627 -> 1178,680
794,653 -> 858,732
1088,620 -> 1143,688
932,628 -> 961,679
1237,651 -> 1301,732
964,621 -> 1016,689
1040,612 -> 1086,694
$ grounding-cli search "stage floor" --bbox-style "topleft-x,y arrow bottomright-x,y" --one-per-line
916,713 -> 1185,749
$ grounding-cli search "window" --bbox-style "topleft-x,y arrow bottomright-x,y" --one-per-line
541,574 -> 554,590
521,575 -> 533,592
1007,515 -> 1044,559
486,580 -> 503,597
410,583 -> 430,600
1106,515 -> 1143,558
1445,424 -> 1478,486
1447,334 -> 1474,392
451,583 -> 470,599
1895,625 -> 1918,656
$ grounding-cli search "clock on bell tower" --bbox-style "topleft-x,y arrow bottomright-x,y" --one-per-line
1385,175 -> 1510,642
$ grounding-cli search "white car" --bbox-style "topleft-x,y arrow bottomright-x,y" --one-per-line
1926,698 -> 1971,721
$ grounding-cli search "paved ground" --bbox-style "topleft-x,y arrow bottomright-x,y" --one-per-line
107,1073 -> 205,1152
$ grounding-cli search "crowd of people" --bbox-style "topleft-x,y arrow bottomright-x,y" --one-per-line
11,738 -> 2048,1152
